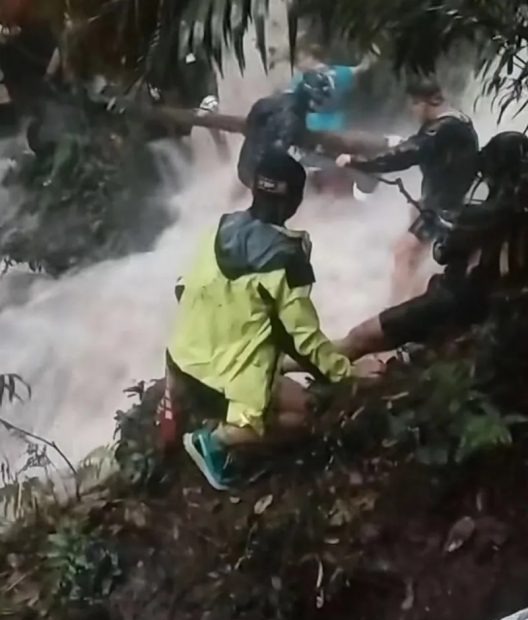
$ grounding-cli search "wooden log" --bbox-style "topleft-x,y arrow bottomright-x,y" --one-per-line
306,129 -> 389,157
153,106 -> 246,135
147,105 -> 390,157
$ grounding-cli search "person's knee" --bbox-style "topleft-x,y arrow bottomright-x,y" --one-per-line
275,410 -> 312,432
214,422 -> 261,447
273,377 -> 314,415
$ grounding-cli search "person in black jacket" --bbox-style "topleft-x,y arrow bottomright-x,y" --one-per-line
323,131 -> 528,364
337,77 -> 479,304
237,70 -> 332,190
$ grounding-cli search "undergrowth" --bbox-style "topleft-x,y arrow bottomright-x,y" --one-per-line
2,303 -> 528,618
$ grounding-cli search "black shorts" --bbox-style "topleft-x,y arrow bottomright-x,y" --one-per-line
166,351 -> 228,420
379,272 -> 491,348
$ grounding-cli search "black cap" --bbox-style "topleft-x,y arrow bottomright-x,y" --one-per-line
254,149 -> 306,200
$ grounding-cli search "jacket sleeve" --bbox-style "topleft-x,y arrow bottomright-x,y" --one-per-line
276,280 -> 354,383
353,131 -> 429,174
354,117 -> 465,174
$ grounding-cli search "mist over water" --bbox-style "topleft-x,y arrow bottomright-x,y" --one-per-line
0,17 -> 525,470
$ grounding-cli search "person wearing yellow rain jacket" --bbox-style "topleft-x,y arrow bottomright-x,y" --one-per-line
166,149 -> 354,490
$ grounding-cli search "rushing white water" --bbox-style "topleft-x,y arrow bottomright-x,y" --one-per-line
0,130 -> 406,469
0,15 -> 525,471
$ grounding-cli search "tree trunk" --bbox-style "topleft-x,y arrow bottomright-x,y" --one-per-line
146,105 -> 389,156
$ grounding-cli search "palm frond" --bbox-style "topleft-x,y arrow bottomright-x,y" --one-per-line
9,0 -> 528,119
0,374 -> 31,407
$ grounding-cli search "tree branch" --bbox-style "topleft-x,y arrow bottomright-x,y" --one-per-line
0,375 -> 80,501
0,417 -> 80,501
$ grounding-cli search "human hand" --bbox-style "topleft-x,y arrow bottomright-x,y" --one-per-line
386,134 -> 404,148
198,95 -> 219,115
336,153 -> 353,168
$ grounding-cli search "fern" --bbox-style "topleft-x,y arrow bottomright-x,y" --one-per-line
386,357 -> 528,466
456,410 -> 528,463
46,524 -> 122,606
76,445 -> 116,492
0,476 -> 55,520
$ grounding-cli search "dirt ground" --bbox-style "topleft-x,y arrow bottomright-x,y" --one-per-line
3,351 -> 528,620
102,441 -> 528,620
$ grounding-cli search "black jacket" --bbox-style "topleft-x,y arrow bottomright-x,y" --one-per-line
355,111 -> 479,212
237,93 -> 307,188
379,185 -> 528,349
437,179 -> 528,285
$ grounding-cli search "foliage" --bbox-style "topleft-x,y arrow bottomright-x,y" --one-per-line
385,356 -> 528,466
2,332 -> 528,619
474,295 -> 528,409
9,0 -> 288,84
46,523 -> 121,606
0,373 -> 31,406
114,381 -> 166,488
76,445 -> 116,489
0,373 -> 53,521
10,0 -> 528,122
295,0 -> 528,119
0,371 -> 113,521
0,475 -> 56,522
0,93 -> 171,275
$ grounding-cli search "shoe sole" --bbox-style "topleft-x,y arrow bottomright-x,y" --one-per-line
183,433 -> 229,491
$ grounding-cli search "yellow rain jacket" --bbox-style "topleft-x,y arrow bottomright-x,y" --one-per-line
168,210 -> 353,434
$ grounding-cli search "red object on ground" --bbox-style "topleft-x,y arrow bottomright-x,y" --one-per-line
156,383 -> 184,450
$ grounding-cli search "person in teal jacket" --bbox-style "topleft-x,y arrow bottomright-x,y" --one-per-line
286,44 -> 378,195
287,44 -> 376,133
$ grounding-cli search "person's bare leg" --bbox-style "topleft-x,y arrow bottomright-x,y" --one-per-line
335,315 -> 391,362
213,376 -> 314,449
390,233 -> 429,305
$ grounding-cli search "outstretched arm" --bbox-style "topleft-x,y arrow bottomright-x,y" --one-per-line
276,284 -> 354,382
353,48 -> 380,75
343,131 -> 428,174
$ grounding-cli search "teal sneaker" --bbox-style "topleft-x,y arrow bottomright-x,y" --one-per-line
183,429 -> 237,491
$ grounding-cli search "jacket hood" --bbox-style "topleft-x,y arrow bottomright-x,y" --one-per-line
214,211 -> 310,280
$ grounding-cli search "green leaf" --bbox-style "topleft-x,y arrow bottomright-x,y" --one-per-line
416,444 -> 450,466
252,0 -> 269,71
209,0 -> 229,70
285,0 -> 298,68
456,414 -> 513,463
